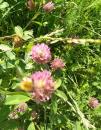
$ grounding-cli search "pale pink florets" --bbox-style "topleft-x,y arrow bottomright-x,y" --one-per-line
16,102 -> 28,113
8,103 -> 28,119
43,1 -> 54,12
51,58 -> 65,70
31,70 -> 54,103
88,97 -> 99,109
32,43 -> 51,64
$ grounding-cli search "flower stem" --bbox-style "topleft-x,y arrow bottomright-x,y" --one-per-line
44,105 -> 47,130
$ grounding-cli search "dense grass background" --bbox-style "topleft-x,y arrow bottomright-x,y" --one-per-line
0,0 -> 101,130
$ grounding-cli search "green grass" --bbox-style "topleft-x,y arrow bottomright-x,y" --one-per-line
0,0 -> 101,129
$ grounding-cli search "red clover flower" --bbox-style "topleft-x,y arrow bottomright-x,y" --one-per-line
31,70 -> 54,103
32,43 -> 51,64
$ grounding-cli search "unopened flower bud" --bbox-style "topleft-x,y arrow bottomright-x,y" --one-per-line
27,0 -> 35,11
43,1 -> 54,12
31,111 -> 37,120
13,35 -> 23,48
88,97 -> 99,109
16,102 -> 28,113
9,110 -> 19,119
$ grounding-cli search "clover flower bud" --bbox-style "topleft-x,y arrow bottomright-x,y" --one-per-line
31,111 -> 38,120
9,111 -> 19,119
13,35 -> 23,48
27,0 -> 35,11
43,1 -> 54,12
16,102 -> 28,113
88,97 -> 99,108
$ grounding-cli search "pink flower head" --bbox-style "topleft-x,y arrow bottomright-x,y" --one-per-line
32,43 -> 51,64
9,111 -> 19,119
16,102 -> 28,113
43,1 -> 54,12
31,70 -> 54,103
51,58 -> 65,70
88,97 -> 99,109
8,103 -> 28,119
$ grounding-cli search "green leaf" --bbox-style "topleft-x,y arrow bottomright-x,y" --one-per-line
5,94 -> 30,105
87,0 -> 101,9
55,90 -> 67,101
0,2 -> 9,10
23,30 -> 33,40
54,79 -> 62,90
0,0 -> 3,3
51,98 -> 57,113
55,0 -> 63,3
6,51 -> 15,60
0,79 -> 2,85
95,105 -> 101,116
0,44 -> 11,51
15,26 -> 23,38
28,122 -> 35,130
6,62 -> 15,68
0,120 -> 19,130
73,122 -> 83,130
0,106 -> 10,123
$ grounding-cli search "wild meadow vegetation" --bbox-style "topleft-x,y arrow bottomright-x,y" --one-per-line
0,0 -> 101,130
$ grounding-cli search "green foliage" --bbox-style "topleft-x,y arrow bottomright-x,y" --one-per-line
0,0 -> 101,130
5,94 -> 30,105
28,122 -> 35,130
